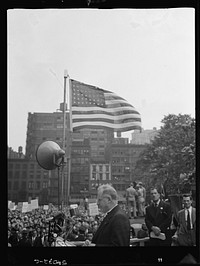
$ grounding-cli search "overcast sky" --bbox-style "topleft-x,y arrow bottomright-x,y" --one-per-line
8,8 -> 195,152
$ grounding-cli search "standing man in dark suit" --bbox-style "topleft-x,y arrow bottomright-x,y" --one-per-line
91,184 -> 130,246
145,187 -> 172,246
172,194 -> 196,246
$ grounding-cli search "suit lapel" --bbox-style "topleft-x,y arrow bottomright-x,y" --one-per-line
192,208 -> 196,225
93,206 -> 118,241
181,210 -> 187,231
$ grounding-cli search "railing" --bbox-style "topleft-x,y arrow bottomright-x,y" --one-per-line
130,237 -> 149,246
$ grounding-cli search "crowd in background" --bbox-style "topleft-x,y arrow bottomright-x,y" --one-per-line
8,181 -> 196,247
8,206 -> 105,247
7,181 -> 149,247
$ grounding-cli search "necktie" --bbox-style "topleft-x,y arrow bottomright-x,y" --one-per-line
187,210 -> 191,230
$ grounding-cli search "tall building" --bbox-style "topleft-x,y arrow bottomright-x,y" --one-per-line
72,128 -> 114,161
108,140 -> 146,200
24,104 -> 114,203
7,158 -> 50,204
25,110 -> 70,159
8,146 -> 25,159
8,104 -> 146,205
131,128 -> 159,145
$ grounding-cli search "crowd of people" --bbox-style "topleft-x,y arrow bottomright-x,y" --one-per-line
8,183 -> 196,247
8,205 -> 105,247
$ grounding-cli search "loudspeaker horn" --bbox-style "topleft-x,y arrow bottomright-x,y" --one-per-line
36,141 -> 65,170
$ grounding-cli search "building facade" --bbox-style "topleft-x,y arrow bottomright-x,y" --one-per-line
131,128 -> 159,145
8,105 -> 148,205
8,158 -> 50,205
109,142 -> 146,199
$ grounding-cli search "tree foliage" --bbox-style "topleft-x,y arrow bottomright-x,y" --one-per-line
134,114 -> 195,196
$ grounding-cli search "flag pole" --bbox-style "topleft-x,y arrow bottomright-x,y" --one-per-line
61,70 -> 68,211
66,76 -> 72,207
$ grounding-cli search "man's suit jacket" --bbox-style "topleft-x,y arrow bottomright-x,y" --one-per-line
92,205 -> 130,246
175,207 -> 196,246
145,200 -> 172,234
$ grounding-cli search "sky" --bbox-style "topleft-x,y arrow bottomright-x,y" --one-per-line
7,8 -> 195,152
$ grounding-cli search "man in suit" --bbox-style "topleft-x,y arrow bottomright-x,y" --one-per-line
172,194 -> 196,246
91,184 -> 130,246
145,187 -> 172,246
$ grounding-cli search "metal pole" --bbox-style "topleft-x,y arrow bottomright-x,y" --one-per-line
66,77 -> 71,207
61,70 -> 68,211
57,167 -> 60,209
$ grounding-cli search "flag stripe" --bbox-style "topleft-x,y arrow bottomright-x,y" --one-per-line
73,118 -> 141,124
73,125 -> 141,132
72,106 -> 140,114
71,79 -> 142,132
72,121 -> 142,130
72,113 -> 141,121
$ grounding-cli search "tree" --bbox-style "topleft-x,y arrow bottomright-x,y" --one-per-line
134,114 -> 195,196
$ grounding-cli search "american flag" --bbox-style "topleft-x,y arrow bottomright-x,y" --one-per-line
71,79 -> 142,132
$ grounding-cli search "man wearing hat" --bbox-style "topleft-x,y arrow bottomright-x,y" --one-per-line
18,229 -> 32,247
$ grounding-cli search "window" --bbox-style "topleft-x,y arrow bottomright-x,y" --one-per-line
106,165 -> 109,172
99,165 -> 103,172
8,181 -> 12,190
99,173 -> 103,180
36,181 -> 40,190
8,171 -> 13,179
13,181 -> 19,190
92,173 -> 96,180
57,124 -> 63,128
28,182 -> 34,190
21,181 -> 26,189
15,164 -> 20,169
42,182 -> 48,189
92,165 -> 96,172
106,173 -> 110,180
43,172 -> 49,179
9,164 -> 13,169
15,171 -> 20,179
22,171 -> 27,179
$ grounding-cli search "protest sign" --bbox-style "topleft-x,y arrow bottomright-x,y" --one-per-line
43,205 -> 49,210
31,199 -> 39,210
27,203 -> 32,212
88,203 -> 99,216
70,204 -> 79,216
21,202 -> 28,213
16,202 -> 23,211
8,202 -> 15,211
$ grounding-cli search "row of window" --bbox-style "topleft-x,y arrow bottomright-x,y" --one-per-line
92,165 -> 110,172
8,181 -> 48,190
71,158 -> 89,164
8,163 -> 40,169
91,173 -> 110,180
71,149 -> 90,155
8,171 -> 49,179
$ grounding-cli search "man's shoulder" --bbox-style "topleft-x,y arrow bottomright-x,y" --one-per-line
177,209 -> 185,215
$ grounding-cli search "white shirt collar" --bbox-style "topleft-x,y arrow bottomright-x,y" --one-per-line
185,206 -> 192,213
105,204 -> 118,216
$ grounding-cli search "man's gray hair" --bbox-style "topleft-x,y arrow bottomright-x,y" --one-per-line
98,184 -> 118,201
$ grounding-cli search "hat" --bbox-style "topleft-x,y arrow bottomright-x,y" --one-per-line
22,228 -> 29,235
79,226 -> 86,234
